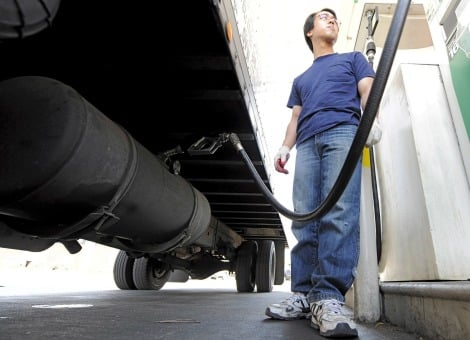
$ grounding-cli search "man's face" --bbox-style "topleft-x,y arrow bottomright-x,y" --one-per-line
309,11 -> 339,43
316,12 -> 340,27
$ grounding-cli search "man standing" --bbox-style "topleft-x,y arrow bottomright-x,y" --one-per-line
265,8 -> 376,338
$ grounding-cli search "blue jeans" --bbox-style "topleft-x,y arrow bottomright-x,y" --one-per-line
290,124 -> 361,303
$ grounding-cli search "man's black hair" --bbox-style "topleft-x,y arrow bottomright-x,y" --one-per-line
303,8 -> 337,52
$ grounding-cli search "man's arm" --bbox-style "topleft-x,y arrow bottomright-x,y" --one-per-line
358,76 -> 382,146
358,76 -> 374,111
282,105 -> 301,149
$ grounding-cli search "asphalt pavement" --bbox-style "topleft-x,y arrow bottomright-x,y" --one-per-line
0,269 -> 425,340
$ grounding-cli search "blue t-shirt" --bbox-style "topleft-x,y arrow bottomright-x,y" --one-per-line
287,51 -> 375,145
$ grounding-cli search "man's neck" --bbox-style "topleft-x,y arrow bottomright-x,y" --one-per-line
313,46 -> 335,59
312,39 -> 335,59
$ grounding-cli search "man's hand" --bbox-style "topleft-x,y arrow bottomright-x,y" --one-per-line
366,119 -> 382,147
274,145 -> 291,174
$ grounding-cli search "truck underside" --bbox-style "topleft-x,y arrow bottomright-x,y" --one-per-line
0,0 -> 287,292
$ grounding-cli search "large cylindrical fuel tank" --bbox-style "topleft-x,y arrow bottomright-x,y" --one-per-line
0,76 -> 211,252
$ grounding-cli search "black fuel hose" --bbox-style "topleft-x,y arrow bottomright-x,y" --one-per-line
230,0 -> 411,222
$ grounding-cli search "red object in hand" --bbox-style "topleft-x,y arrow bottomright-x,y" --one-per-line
275,158 -> 289,174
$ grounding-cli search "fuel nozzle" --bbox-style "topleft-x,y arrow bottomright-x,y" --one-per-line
366,36 -> 376,64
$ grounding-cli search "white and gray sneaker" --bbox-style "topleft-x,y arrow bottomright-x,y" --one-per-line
265,292 -> 310,320
310,299 -> 358,338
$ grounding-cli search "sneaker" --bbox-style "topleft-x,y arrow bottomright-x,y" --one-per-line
310,299 -> 358,338
265,292 -> 310,320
